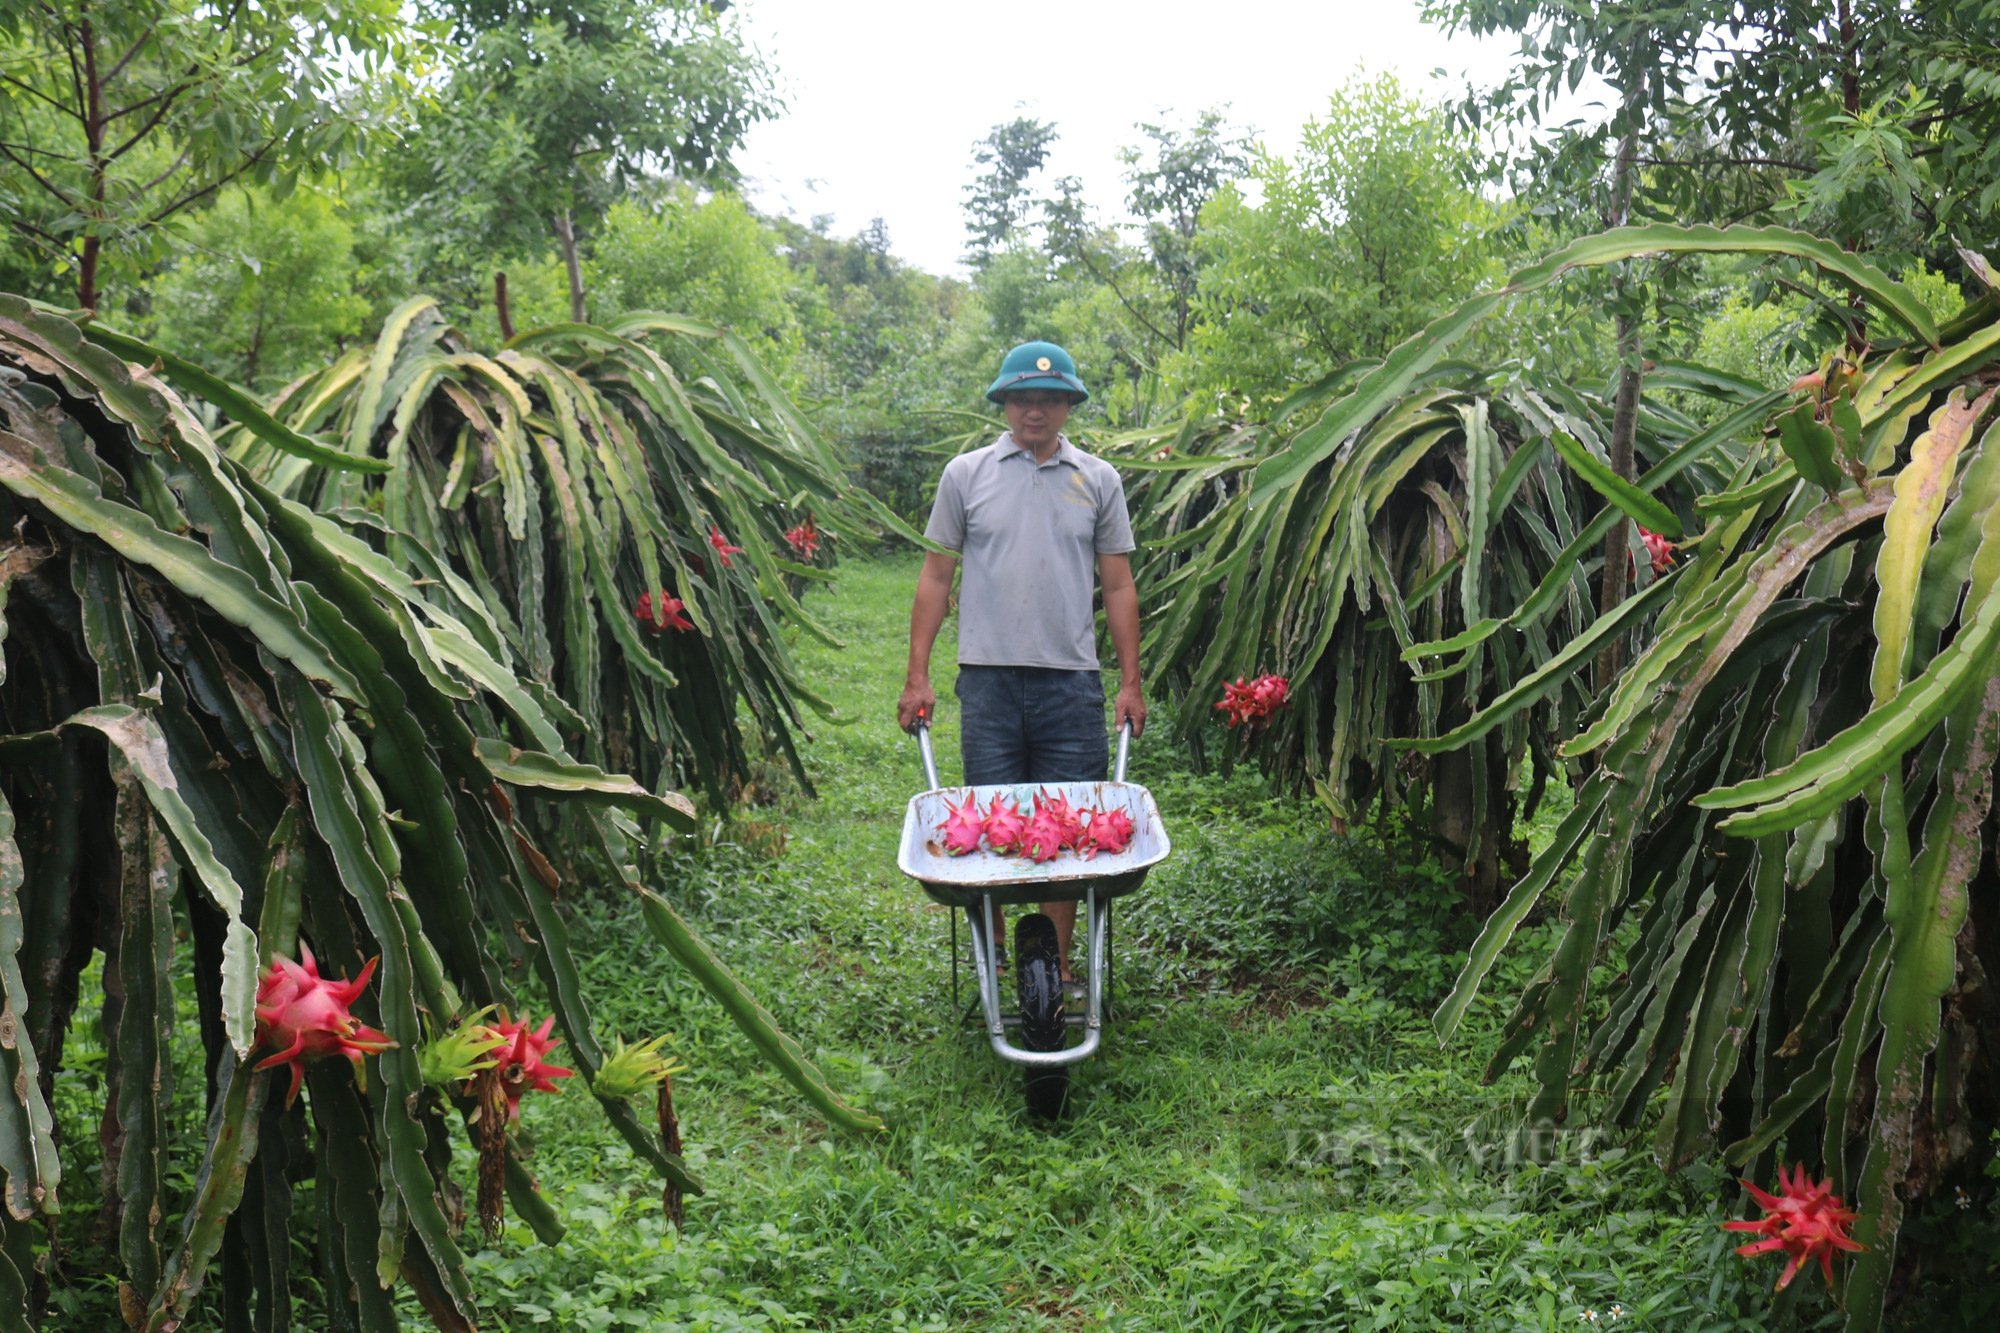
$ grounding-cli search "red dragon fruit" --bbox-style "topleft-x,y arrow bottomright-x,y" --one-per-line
1722,1162 -> 1864,1290
937,794 -> 987,856
1638,526 -> 1676,576
253,945 -> 396,1106
708,524 -> 744,569
1036,790 -> 1086,850
1080,806 -> 1135,858
1021,804 -> 1070,864
489,1012 -> 575,1120
784,521 -> 820,560
1216,674 -> 1290,727
982,797 -> 1029,855
633,590 -> 694,633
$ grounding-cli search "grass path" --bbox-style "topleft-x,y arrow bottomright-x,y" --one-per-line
462,555 -> 1801,1332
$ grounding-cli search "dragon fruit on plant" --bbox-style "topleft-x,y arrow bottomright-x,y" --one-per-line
1637,525 -> 1676,576
1080,806 -> 1134,858
1216,673 -> 1289,727
253,945 -> 396,1106
633,590 -> 694,632
1722,1162 -> 1865,1290
490,1012 -> 576,1119
982,797 -> 1029,855
937,794 -> 987,856
708,524 -> 745,569
784,521 -> 820,560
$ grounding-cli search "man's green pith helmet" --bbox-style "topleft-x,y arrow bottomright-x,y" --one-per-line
985,341 -> 1090,404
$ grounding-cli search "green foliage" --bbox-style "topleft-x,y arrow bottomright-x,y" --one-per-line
0,297 -> 876,1327
0,0 -> 411,309
147,186 -> 372,391
239,295 -> 916,805
961,117 -> 1058,265
589,191 -> 803,365
1429,0 -> 2000,313
312,555 -> 1854,1333
390,0 -> 774,317
1186,74 -> 1513,410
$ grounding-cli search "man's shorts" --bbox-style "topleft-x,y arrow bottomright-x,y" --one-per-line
954,665 -> 1109,785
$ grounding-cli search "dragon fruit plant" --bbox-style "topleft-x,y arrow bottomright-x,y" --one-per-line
253,947 -> 397,1106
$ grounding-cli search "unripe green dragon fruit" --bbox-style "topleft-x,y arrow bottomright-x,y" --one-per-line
592,1034 -> 689,1100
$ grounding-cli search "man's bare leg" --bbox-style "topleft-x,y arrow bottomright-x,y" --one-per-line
1043,899 -> 1077,981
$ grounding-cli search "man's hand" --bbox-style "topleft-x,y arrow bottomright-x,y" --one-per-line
1114,678 -> 1147,738
898,678 -> 936,734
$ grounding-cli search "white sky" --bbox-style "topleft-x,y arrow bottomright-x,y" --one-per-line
732,0 -> 1528,276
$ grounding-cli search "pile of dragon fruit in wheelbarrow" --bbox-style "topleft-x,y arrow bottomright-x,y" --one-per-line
897,722 -> 1170,1119
934,788 -> 1136,863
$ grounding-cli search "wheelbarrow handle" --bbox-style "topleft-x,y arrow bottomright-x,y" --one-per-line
910,711 -> 943,790
909,711 -> 1133,789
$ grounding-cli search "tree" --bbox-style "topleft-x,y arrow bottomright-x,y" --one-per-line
394,0 -> 775,322
1119,110 -> 1252,351
0,0 -> 408,311
588,187 -> 802,366
962,115 -> 1056,265
1185,74 -> 1509,409
147,185 -> 370,389
1036,108 -> 1253,402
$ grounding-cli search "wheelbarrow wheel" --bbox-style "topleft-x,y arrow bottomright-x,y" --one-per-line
1014,915 -> 1069,1120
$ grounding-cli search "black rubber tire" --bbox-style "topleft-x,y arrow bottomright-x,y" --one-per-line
1014,915 -> 1070,1120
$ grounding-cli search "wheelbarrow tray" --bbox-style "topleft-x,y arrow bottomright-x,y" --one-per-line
897,780 -> 1170,908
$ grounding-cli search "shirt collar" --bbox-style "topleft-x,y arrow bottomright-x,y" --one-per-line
995,431 -> 1080,469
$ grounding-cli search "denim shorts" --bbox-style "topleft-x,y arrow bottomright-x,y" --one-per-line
954,665 -> 1109,785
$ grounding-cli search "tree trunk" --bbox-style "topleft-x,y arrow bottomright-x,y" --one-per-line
1595,68 -> 1645,692
554,211 -> 586,324
495,271 -> 516,341
77,9 -> 106,312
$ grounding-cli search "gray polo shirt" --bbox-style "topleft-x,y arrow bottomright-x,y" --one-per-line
925,432 -> 1135,671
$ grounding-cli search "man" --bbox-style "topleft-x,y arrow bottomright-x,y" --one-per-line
898,340 -> 1145,997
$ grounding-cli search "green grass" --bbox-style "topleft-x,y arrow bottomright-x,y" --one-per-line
436,555 -> 1826,1332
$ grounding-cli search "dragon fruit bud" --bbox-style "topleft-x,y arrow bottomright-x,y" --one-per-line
490,1012 -> 575,1120
1081,806 -> 1135,858
253,944 -> 396,1107
938,794 -> 987,856
982,797 -> 1029,855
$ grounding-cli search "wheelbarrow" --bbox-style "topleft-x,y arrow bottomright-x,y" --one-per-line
897,720 -> 1171,1117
